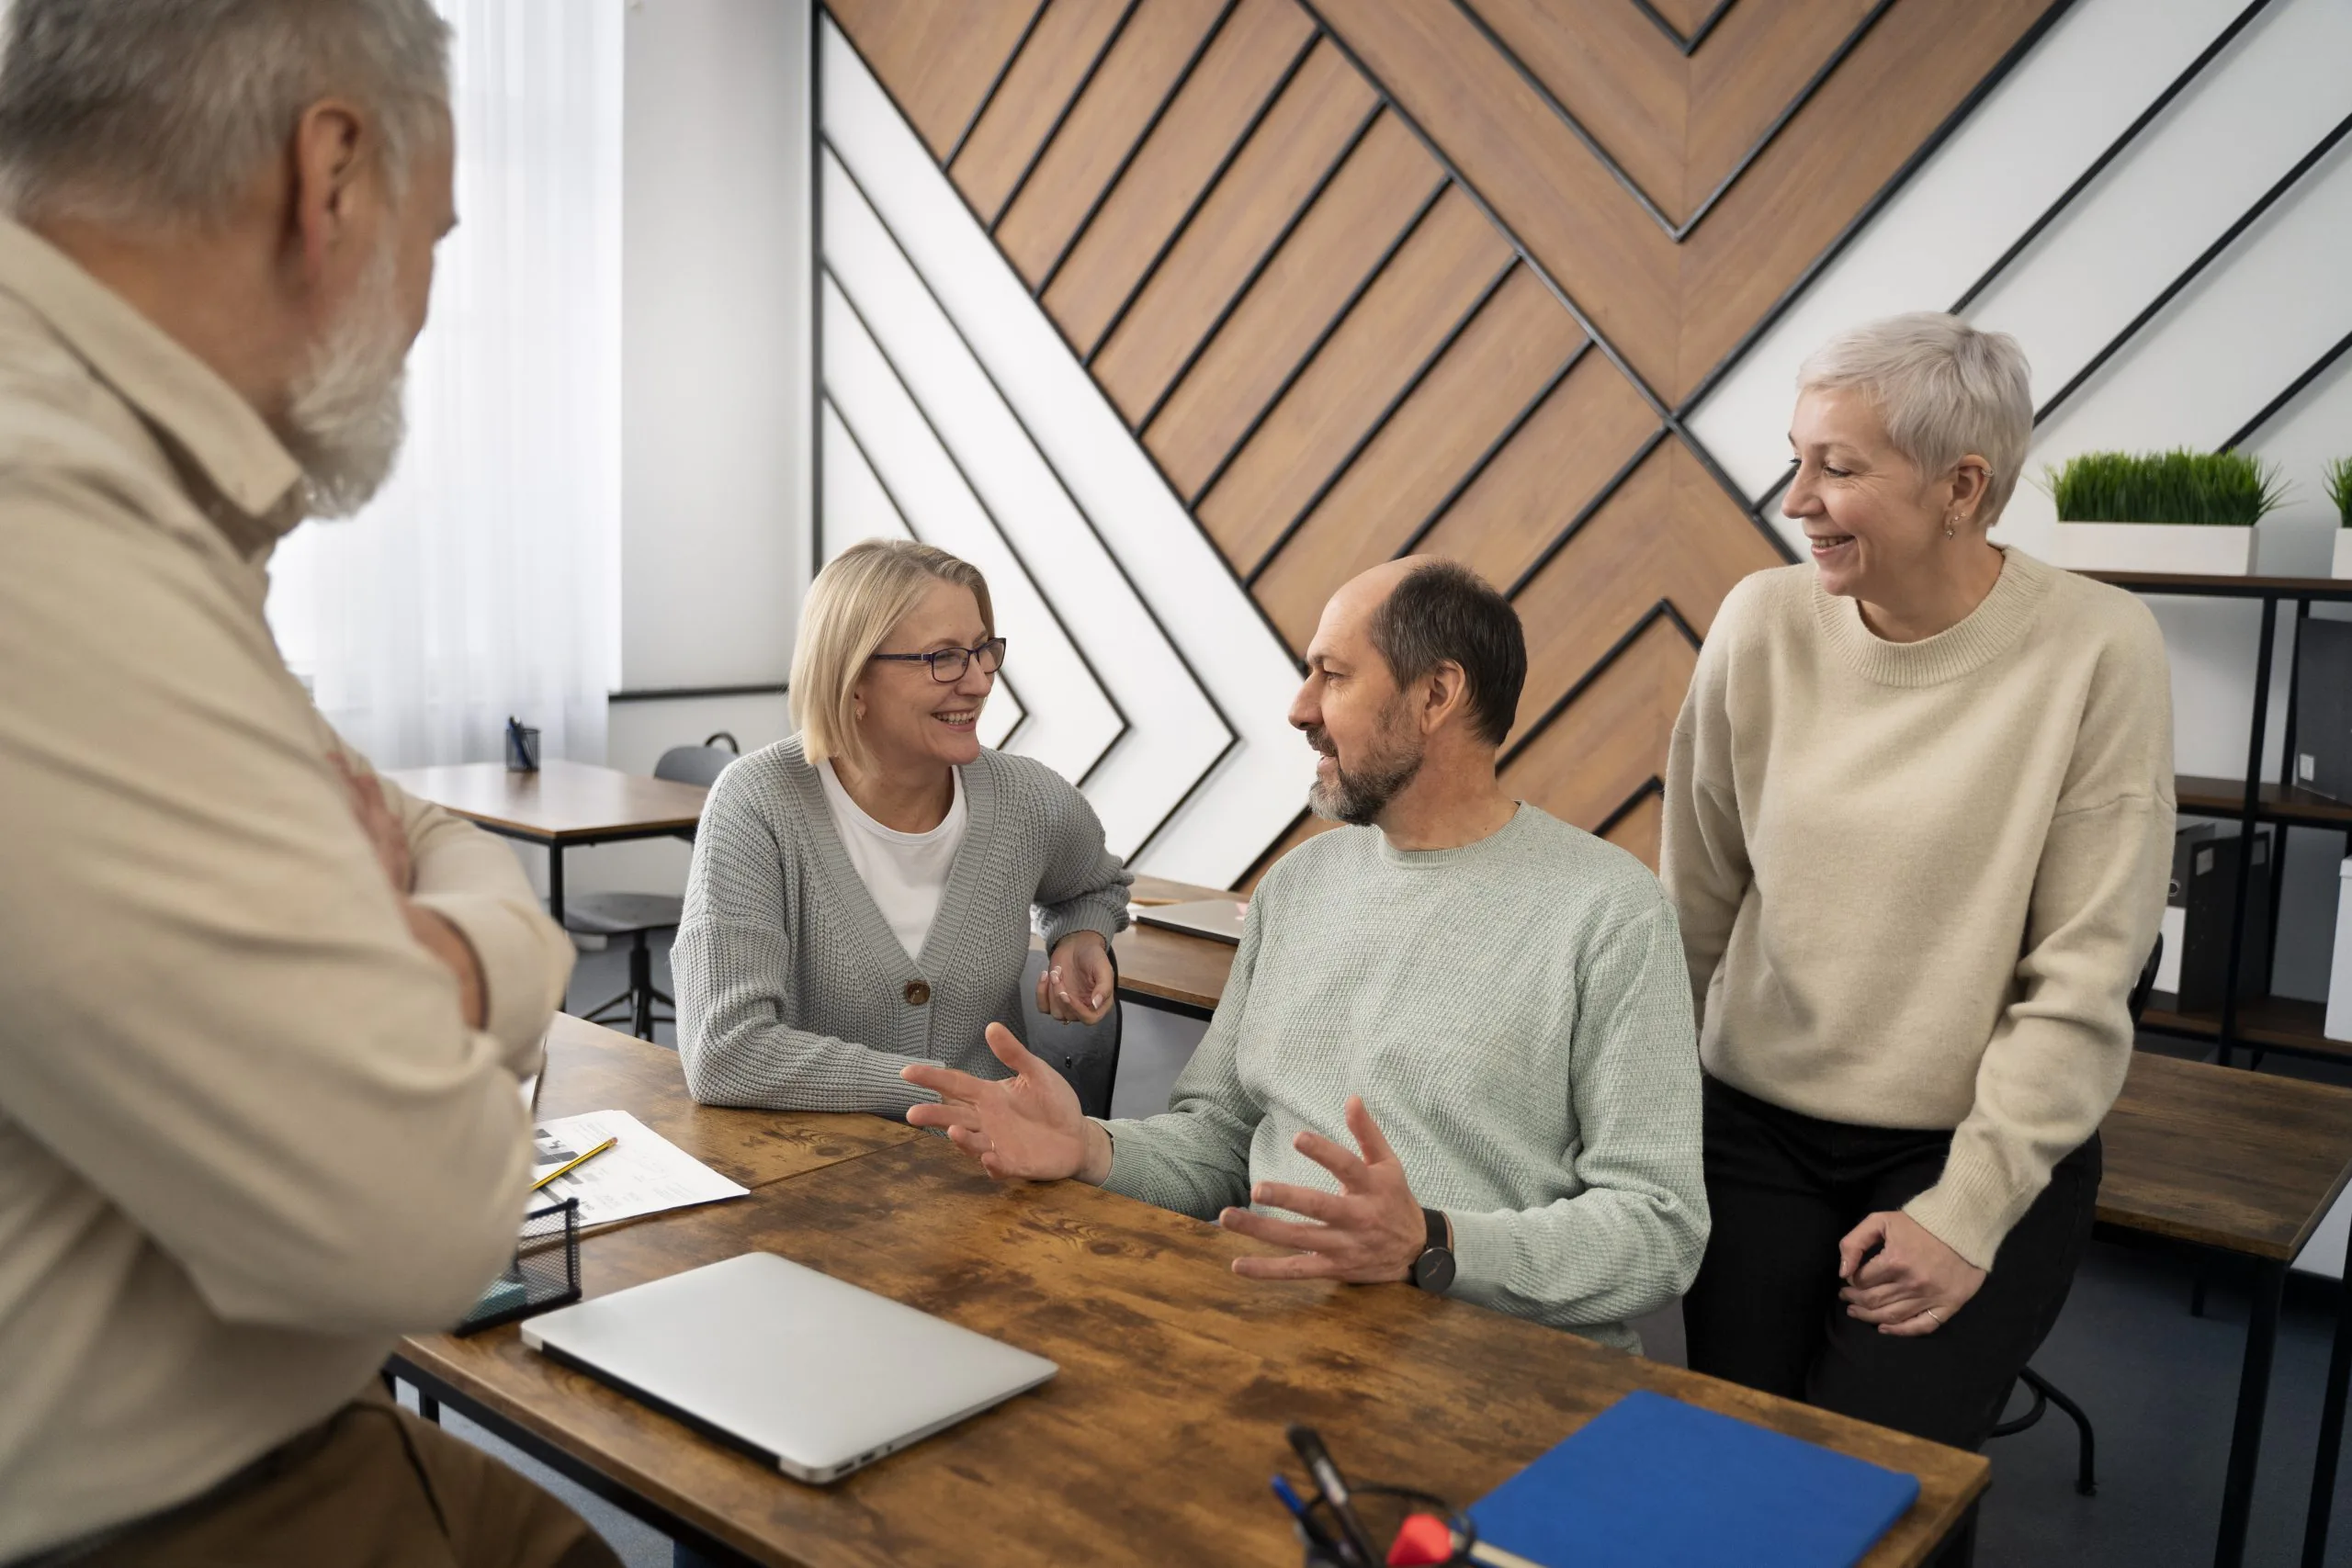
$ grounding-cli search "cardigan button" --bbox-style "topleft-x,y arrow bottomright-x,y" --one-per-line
903,979 -> 932,1007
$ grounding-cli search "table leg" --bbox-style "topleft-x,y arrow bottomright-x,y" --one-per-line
2301,1222 -> 2352,1565
2216,1259 -> 2285,1568
548,843 -> 565,930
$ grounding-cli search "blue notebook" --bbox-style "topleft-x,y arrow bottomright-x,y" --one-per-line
1466,1391 -> 1921,1568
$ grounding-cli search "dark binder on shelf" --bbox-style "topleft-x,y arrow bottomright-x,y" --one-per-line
2294,618 -> 2352,804
1466,1391 -> 1919,1568
2174,828 -> 2273,1014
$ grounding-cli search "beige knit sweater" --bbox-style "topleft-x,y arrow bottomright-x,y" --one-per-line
1661,547 -> 2175,1269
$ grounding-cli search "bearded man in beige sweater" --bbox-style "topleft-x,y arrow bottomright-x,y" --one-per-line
0,3 -> 616,1563
1662,312 -> 2174,1455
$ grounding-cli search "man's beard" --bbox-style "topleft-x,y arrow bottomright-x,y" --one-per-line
1305,703 -> 1424,827
282,241 -> 411,519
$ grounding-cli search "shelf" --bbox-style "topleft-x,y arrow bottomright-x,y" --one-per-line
2177,774 -> 2352,829
2141,995 -> 2349,1061
2089,570 -> 2352,602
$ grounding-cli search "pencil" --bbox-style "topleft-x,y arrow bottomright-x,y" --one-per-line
530,1134 -> 616,1192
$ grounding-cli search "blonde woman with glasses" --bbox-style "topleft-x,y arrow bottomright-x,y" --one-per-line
675,539 -> 1131,1118
1663,313 -> 2174,1452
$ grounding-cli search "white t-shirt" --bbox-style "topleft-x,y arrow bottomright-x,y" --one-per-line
816,760 -> 969,964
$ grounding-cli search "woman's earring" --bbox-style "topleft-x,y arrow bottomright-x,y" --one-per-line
1944,513 -> 1958,540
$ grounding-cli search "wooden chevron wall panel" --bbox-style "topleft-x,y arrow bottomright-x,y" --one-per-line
820,0 -> 2070,879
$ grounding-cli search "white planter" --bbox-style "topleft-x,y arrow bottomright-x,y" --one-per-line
2334,529 -> 2352,579
2047,521 -> 2259,575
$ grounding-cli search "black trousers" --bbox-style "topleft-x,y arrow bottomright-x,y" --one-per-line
1682,1076 -> 2102,1452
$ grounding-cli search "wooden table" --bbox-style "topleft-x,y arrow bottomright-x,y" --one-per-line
535,1014 -> 918,1194
1115,874 -> 1242,1019
2097,1052 -> 2352,1568
393,1016 -> 1984,1567
386,760 -> 710,925
1111,912 -> 2352,1568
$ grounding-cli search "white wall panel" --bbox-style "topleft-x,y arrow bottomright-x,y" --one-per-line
1970,1 -> 2352,414
820,149 -> 1227,852
823,277 -> 1116,782
819,17 -> 1315,886
1687,0 -> 2248,521
1679,0 -> 2351,1003
819,401 -> 1022,750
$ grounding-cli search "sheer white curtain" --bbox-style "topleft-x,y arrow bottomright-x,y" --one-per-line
269,0 -> 623,768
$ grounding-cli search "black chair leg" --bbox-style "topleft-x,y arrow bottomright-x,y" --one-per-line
2018,1366 -> 2098,1495
629,935 -> 654,1040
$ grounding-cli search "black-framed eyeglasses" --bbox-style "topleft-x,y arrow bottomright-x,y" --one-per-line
867,637 -> 1007,683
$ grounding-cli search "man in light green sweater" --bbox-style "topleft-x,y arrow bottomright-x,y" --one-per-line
907,560 -> 1707,1351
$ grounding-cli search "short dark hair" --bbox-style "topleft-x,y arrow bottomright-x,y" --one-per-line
1367,561 -> 1525,748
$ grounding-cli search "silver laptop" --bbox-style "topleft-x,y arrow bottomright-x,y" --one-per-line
520,1251 -> 1057,1483
1134,897 -> 1250,945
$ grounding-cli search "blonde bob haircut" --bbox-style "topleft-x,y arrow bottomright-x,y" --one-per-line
791,539 -> 994,773
1797,311 -> 2033,529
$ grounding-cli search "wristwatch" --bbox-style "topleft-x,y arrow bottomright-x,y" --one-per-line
1410,1208 -> 1456,1294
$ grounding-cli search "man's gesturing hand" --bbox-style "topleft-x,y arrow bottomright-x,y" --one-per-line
903,1023 -> 1113,1184
1219,1096 -> 1427,1283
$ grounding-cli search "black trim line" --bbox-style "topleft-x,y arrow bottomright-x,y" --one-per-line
1035,0 -> 1245,301
1186,178 -> 1451,510
990,0 -> 1147,231
1628,0 -> 1736,55
1246,256 -> 1519,583
818,140 -> 1243,769
2223,327 -> 2352,453
1392,341 -> 1588,558
2034,111 -> 2352,429
945,0 -> 1052,170
1083,28 -> 1322,365
1132,99 -> 1388,436
1498,598 -> 1701,770
1451,0 -> 1894,241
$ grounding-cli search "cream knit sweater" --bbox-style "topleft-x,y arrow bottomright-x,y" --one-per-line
1661,547 -> 2174,1269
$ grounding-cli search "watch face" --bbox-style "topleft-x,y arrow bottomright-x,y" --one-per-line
1414,1247 -> 1456,1294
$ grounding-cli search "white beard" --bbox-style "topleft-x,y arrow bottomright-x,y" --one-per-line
283,243 -> 411,519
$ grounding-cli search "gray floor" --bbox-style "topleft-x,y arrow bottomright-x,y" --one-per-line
521,934 -> 2352,1565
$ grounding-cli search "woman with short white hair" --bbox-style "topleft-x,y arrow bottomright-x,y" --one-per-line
1662,312 -> 2175,1449
675,538 -> 1130,1118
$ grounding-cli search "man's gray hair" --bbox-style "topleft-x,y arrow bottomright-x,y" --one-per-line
0,0 -> 450,225
1797,312 -> 2034,527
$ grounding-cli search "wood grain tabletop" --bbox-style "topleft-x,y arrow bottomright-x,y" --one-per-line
386,760 -> 708,841
2099,1051 -> 2352,1260
537,1013 -> 918,1193
401,1134 -> 1984,1568
1111,918 -> 2352,1263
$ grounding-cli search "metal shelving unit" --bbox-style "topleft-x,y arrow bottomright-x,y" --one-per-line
2091,572 -> 2352,1066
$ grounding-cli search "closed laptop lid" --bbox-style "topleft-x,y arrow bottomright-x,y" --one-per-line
521,1252 -> 1057,1480
1134,897 -> 1249,945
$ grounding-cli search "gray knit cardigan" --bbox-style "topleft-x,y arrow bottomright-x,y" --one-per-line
673,738 -> 1131,1117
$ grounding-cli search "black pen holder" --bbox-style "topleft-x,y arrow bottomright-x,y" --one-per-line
504,724 -> 542,773
454,1196 -> 580,1336
1293,1483 -> 1481,1568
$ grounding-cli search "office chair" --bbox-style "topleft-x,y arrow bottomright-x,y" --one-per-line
566,733 -> 740,1040
1986,934 -> 2163,1496
1021,945 -> 1124,1119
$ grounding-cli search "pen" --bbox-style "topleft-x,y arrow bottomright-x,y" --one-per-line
1271,1474 -> 1343,1562
531,1134 -> 616,1192
1287,1425 -> 1378,1568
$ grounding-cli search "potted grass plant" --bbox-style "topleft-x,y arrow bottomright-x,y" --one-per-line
2329,457 -> 2352,579
2043,448 -> 2286,575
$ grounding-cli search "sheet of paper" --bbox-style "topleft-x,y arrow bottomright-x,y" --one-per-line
528,1109 -> 747,1228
